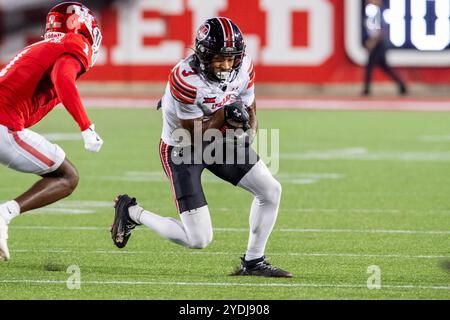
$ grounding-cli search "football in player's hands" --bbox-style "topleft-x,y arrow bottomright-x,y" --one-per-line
224,101 -> 250,130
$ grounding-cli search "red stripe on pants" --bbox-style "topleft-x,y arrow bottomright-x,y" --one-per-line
159,140 -> 180,212
12,131 -> 55,167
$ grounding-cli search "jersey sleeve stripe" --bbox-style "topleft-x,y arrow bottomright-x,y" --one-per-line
247,61 -> 255,88
169,66 -> 197,104
247,61 -> 254,75
169,74 -> 196,104
175,67 -> 197,91
247,76 -> 256,89
170,73 -> 196,99
170,87 -> 195,104
170,73 -> 196,100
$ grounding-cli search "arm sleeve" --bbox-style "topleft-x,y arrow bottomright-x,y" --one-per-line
51,54 -> 91,131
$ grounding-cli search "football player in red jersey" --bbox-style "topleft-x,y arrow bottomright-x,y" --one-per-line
0,2 -> 103,261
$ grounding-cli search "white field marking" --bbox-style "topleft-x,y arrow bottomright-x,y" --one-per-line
103,171 -> 344,185
10,248 -> 450,260
28,200 -> 113,215
11,225 -> 450,235
275,172 -> 343,185
419,135 -> 450,142
10,201 -> 431,217
288,208 -> 449,214
81,97 -> 450,112
216,228 -> 450,235
280,148 -> 450,162
0,279 -> 449,290
217,208 -> 450,215
41,133 -> 82,141
296,208 -> 450,215
2,200 -> 447,216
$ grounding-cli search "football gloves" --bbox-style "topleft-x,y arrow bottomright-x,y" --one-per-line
224,101 -> 250,131
81,124 -> 103,152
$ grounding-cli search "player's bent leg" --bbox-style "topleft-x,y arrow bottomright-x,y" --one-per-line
238,159 -> 282,259
0,126 -> 76,214
0,215 -> 10,261
112,195 -> 213,249
180,205 -> 213,249
15,158 -> 79,213
0,201 -> 19,261
0,127 -> 76,261
233,159 -> 292,277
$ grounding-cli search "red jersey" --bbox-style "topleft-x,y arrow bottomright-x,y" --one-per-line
0,33 -> 92,131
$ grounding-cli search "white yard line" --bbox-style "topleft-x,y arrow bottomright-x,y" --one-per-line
103,171 -> 344,185
11,225 -> 450,235
419,135 -> 450,142
280,148 -> 450,162
10,248 -> 450,260
41,133 -> 82,141
0,279 -> 448,290
4,199 -> 447,216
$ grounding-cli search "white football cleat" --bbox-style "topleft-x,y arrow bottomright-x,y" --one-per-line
0,215 -> 10,261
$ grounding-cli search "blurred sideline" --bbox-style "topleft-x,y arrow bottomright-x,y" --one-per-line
78,82 -> 450,111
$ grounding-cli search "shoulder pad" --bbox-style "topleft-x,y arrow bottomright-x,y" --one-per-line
169,65 -> 199,105
63,33 -> 92,71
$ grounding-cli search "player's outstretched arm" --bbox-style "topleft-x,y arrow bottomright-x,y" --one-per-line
51,54 -> 103,152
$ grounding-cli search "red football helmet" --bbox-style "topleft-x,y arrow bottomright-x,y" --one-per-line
44,2 -> 102,66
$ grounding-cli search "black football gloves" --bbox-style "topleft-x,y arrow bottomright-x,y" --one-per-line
224,101 -> 250,131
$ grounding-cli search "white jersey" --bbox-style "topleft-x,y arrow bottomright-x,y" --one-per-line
160,54 -> 255,146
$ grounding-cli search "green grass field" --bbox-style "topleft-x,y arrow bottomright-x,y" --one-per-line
0,107 -> 449,299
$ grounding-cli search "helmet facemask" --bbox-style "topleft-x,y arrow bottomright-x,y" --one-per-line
195,17 -> 245,82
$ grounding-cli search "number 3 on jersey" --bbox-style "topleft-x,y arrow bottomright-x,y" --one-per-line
182,69 -> 197,77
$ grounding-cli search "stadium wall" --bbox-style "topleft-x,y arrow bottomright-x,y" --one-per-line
0,0 -> 449,85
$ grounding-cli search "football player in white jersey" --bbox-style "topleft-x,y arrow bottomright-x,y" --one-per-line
111,17 -> 292,277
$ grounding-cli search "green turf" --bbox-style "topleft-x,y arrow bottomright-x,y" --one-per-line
0,108 -> 449,299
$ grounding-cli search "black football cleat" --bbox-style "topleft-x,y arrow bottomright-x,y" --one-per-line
231,256 -> 293,278
111,194 -> 140,248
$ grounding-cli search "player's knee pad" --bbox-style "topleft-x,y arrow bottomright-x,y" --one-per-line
180,205 -> 213,249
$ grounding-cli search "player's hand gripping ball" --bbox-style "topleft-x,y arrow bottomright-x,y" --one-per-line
224,101 -> 250,131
